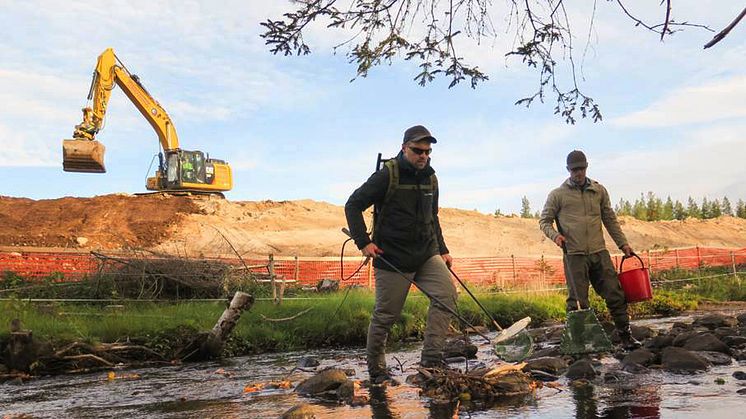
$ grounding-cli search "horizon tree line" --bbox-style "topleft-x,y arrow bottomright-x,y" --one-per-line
499,193 -> 746,221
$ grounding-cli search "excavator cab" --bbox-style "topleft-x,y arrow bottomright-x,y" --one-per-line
146,149 -> 232,193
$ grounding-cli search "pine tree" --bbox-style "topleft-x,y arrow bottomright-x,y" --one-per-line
520,196 -> 532,218
701,197 -> 711,219
646,191 -> 663,221
736,199 -> 746,219
673,200 -> 687,220
711,199 -> 722,218
633,193 -> 648,221
722,197 -> 733,216
616,198 -> 633,216
687,197 -> 701,219
662,196 -> 674,220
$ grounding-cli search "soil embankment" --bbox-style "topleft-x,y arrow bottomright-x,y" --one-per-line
1,194 -> 746,257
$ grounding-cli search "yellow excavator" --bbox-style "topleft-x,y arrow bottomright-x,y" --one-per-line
62,48 -> 232,195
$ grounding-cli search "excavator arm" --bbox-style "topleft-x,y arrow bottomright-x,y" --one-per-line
63,48 -> 180,172
62,48 -> 232,194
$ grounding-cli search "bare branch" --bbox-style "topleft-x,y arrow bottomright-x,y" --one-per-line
704,6 -> 746,49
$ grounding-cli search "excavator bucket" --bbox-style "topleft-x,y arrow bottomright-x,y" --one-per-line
62,139 -> 106,173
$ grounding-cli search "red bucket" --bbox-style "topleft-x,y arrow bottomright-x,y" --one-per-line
618,253 -> 653,303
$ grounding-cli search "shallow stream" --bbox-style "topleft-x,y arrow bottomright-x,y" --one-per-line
2,314 -> 745,418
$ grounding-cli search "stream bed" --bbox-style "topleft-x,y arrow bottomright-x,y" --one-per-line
2,314 -> 745,418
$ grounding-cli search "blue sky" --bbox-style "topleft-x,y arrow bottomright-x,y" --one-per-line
0,1 -> 744,214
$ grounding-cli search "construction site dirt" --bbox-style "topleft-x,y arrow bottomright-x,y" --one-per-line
2,194 -> 746,258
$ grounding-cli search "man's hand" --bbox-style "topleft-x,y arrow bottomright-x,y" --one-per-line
362,243 -> 384,258
554,235 -> 566,248
441,253 -> 453,268
621,244 -> 634,257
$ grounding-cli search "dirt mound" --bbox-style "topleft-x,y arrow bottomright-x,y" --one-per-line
0,194 -> 201,249
2,195 -> 746,257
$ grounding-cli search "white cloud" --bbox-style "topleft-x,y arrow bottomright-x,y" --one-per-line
611,76 -> 746,128
592,121 -> 746,201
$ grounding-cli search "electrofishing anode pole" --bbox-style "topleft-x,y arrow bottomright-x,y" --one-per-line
341,228 -> 491,343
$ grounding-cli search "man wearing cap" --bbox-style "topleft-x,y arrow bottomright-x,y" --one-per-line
345,125 -> 456,386
539,150 -> 642,350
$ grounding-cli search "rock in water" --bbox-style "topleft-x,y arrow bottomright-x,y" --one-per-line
662,347 -> 709,373
295,368 -> 349,396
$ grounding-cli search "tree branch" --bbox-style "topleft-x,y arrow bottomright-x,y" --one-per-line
704,6 -> 746,49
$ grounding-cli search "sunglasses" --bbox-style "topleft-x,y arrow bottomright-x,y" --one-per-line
408,146 -> 432,156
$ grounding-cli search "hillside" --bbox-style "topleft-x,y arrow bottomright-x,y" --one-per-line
2,194 -> 745,258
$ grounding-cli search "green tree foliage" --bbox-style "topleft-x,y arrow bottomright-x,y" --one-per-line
737,200 -> 746,219
520,196 -> 532,218
261,1 -> 729,124
615,193 -> 745,221
662,196 -> 674,221
687,197 -> 701,219
673,201 -> 687,220
722,197 -> 733,216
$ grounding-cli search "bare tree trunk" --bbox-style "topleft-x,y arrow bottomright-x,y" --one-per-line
180,291 -> 254,361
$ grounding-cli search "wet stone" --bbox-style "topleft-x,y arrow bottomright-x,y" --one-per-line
722,336 -> 746,348
662,347 -> 710,374
298,356 -> 320,368
566,359 -> 597,380
522,356 -> 569,375
693,314 -> 738,330
673,331 -> 704,347
738,388 -> 746,395
621,362 -> 650,374
695,351 -> 732,366
281,403 -> 317,419
527,346 -> 561,359
443,337 -> 478,359
733,371 -> 746,380
737,313 -> 746,326
527,370 -> 559,382
294,368 -> 349,396
644,335 -> 674,352
713,327 -> 740,339
682,333 -> 731,354
622,348 -> 657,367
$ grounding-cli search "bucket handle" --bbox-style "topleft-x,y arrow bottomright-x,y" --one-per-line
619,252 -> 645,273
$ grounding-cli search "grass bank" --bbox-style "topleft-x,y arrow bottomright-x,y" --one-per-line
0,266 -> 743,357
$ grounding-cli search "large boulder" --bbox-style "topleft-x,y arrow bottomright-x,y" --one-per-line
682,333 -> 730,354
661,347 -> 710,374
295,368 -> 350,396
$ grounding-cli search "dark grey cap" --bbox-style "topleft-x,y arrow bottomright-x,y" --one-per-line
566,150 -> 588,170
403,125 -> 437,144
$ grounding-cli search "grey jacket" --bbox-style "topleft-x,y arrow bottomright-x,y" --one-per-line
539,178 -> 628,255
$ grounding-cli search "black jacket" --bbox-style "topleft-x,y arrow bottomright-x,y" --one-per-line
344,152 -> 449,272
